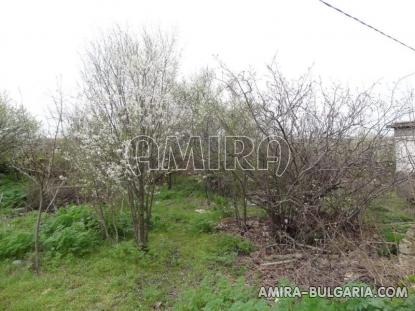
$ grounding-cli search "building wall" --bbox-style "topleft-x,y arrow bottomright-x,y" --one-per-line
395,129 -> 415,172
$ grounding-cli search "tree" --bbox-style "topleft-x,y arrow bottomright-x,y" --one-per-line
173,70 -> 225,201
72,27 -> 179,250
222,63 -> 402,244
12,88 -> 66,274
0,92 -> 38,170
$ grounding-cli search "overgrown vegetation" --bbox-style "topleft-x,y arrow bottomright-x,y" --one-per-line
1,25 -> 415,310
1,176 -> 414,310
0,176 -> 26,211
0,177 -> 255,309
175,277 -> 415,311
367,192 -> 415,255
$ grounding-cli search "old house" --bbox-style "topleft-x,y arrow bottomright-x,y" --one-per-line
389,121 -> 415,173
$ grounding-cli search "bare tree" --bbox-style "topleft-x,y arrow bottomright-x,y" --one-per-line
12,88 -> 66,274
222,63 -> 403,244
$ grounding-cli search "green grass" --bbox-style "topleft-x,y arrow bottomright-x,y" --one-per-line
0,176 -> 414,310
0,176 -> 27,216
366,192 -> 415,257
174,277 -> 415,311
0,176 -> 255,310
368,192 -> 415,244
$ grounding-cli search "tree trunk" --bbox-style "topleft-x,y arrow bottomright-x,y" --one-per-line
34,186 -> 43,274
167,171 -> 173,190
138,174 -> 147,250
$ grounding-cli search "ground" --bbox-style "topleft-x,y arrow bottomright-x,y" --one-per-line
1,176 -> 415,310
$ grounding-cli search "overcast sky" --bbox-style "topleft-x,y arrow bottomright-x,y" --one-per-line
1,0 -> 415,120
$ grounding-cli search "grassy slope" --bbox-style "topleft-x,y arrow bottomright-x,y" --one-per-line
0,177 -> 253,310
1,177 -> 415,310
367,192 -> 415,244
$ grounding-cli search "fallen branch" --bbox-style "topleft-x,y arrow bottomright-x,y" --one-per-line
261,259 -> 298,266
277,231 -> 324,252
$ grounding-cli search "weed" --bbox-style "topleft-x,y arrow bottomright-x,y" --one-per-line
215,234 -> 255,256
0,176 -> 27,210
0,231 -> 33,259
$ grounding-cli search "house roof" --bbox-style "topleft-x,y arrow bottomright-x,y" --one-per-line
387,121 -> 415,129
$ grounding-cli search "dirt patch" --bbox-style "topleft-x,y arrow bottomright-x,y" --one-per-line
217,217 -> 414,288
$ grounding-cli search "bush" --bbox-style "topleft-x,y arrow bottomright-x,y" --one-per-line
208,235 -> 255,266
41,205 -> 101,257
103,208 -> 134,239
212,195 -> 228,208
216,235 -> 254,256
0,231 -> 33,259
210,195 -> 233,218
190,218 -> 216,234
42,205 -> 100,235
150,215 -> 170,232
0,176 -> 26,209
42,223 -> 100,257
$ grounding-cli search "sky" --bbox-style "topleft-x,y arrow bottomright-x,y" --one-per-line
1,0 -> 415,121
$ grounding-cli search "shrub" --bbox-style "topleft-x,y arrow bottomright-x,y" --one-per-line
216,235 -> 254,256
190,218 -> 216,234
104,208 -> 134,239
207,235 -> 255,266
41,205 -> 101,257
212,195 -> 228,208
0,231 -> 33,259
42,222 -> 100,257
150,215 -> 170,232
0,176 -> 26,209
210,195 -> 233,218
42,205 -> 100,235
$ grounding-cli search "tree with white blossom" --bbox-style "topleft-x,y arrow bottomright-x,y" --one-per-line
72,27 -> 179,249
